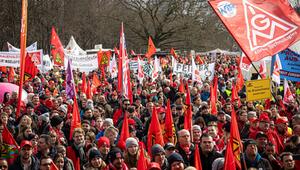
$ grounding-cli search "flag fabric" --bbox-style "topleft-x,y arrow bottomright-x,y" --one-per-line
231,84 -> 241,107
184,83 -> 193,132
118,23 -> 127,94
239,53 -> 252,71
259,60 -> 267,79
66,59 -> 76,100
137,56 -> 145,84
147,107 -> 164,155
178,78 -> 185,93
98,50 -> 112,68
8,67 -> 15,83
195,54 -> 204,65
170,48 -> 178,59
228,107 -> 243,169
16,0 -> 28,119
92,73 -> 101,88
272,54 -> 282,85
136,144 -> 148,170
117,112 -> 129,150
191,55 -> 203,84
224,138 -> 237,170
2,126 -> 19,164
109,53 -> 118,79
145,37 -> 156,58
210,77 -> 218,115
284,79 -> 294,103
114,47 -> 119,56
69,96 -> 81,140
209,0 -> 300,62
50,161 -> 59,170
81,72 -> 87,94
164,99 -> 176,144
130,50 -> 136,55
152,56 -> 160,81
24,53 -> 39,82
50,27 -> 64,66
86,79 -> 92,100
236,67 -> 244,92
194,144 -> 203,170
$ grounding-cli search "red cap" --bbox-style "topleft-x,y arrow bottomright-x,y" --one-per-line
128,118 -> 135,125
20,140 -> 32,147
157,107 -> 166,114
97,137 -> 110,148
249,117 -> 258,123
275,117 -> 288,124
147,162 -> 161,170
259,113 -> 270,123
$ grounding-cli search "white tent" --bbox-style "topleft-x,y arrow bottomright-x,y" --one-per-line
204,48 -> 241,56
64,36 -> 86,55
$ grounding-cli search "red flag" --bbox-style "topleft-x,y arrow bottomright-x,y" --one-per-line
130,50 -> 136,55
86,79 -> 92,100
24,53 -> 39,82
118,23 -> 126,94
194,145 -> 203,170
209,0 -> 300,62
145,37 -> 156,58
92,73 -> 101,88
224,138 -> 236,170
228,107 -> 243,169
236,67 -> 244,92
259,60 -> 267,79
178,78 -> 185,93
97,50 -> 111,68
195,55 -> 204,65
136,143 -> 148,170
51,27 -> 64,66
165,99 -> 176,144
117,112 -> 130,150
2,126 -> 19,148
184,83 -> 192,132
170,48 -> 178,59
210,77 -> 218,115
2,126 -> 19,165
147,107 -> 164,155
50,161 -> 59,170
114,47 -> 119,56
69,96 -> 81,140
8,67 -> 15,83
16,0 -> 28,119
231,84 -> 241,107
81,72 -> 87,94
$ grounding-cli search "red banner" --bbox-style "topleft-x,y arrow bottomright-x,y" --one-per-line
209,0 -> 300,62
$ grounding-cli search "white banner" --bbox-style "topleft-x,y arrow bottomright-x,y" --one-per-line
0,50 -> 43,68
173,62 -> 215,81
65,53 -> 98,73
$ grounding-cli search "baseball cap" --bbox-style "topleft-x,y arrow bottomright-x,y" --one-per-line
20,140 -> 32,147
164,142 -> 175,150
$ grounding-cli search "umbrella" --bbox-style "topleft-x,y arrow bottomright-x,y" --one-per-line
0,83 -> 28,103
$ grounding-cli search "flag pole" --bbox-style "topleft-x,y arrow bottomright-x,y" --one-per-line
16,0 -> 28,118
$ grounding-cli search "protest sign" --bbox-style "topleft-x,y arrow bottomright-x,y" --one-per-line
276,49 -> 300,82
246,79 -> 271,101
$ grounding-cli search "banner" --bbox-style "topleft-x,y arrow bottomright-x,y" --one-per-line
64,53 -> 98,73
246,79 -> 271,101
209,0 -> 300,62
173,63 -> 215,81
277,49 -> 300,82
0,50 -> 42,68
7,42 -> 37,52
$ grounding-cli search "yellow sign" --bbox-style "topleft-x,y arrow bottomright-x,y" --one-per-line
246,79 -> 271,101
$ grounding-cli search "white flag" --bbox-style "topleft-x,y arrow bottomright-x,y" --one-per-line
271,54 -> 282,85
284,79 -> 294,103
137,56 -> 145,84
109,54 -> 118,78
191,55 -> 202,84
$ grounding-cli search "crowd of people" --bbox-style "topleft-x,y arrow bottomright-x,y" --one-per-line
0,54 -> 299,170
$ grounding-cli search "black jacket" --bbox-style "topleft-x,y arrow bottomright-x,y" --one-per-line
241,153 -> 272,170
9,155 -> 39,170
191,148 -> 223,170
175,143 -> 195,167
